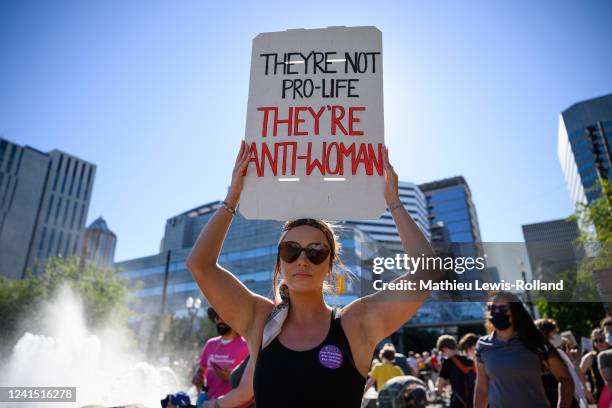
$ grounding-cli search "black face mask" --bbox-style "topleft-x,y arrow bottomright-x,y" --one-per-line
216,323 -> 231,336
489,312 -> 512,331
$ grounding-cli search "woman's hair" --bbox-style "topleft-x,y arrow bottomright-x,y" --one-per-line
592,328 -> 605,339
489,291 -> 557,359
591,328 -> 608,353
379,343 -> 396,361
436,335 -> 457,351
272,219 -> 348,302
535,318 -> 558,338
459,333 -> 479,352
207,307 -> 219,322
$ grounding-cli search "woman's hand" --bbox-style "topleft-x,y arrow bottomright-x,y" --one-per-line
383,146 -> 400,205
213,364 -> 232,382
226,140 -> 250,208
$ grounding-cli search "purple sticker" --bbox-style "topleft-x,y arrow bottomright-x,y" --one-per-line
319,344 -> 343,369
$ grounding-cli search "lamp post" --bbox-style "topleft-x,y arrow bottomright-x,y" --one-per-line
518,260 -> 536,318
186,296 -> 202,342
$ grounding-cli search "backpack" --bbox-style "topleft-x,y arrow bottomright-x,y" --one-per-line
449,356 -> 476,408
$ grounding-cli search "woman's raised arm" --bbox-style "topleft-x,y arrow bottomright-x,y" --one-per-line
186,141 -> 273,339
343,146 -> 440,344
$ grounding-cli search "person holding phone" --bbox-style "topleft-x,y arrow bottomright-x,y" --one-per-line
198,308 -> 249,402
186,142 -> 438,407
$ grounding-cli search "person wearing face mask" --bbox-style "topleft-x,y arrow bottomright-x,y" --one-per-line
474,291 -> 574,408
535,319 -> 587,408
580,328 -> 610,405
197,307 -> 249,403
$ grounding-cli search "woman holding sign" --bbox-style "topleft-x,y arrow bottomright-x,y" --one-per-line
187,141 -> 437,407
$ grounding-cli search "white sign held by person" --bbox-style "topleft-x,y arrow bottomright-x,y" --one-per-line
240,26 -> 386,220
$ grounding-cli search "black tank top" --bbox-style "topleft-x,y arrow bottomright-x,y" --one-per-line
588,351 -> 605,401
253,307 -> 366,407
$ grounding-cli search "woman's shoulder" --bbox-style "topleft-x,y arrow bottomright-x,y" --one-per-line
475,333 -> 494,349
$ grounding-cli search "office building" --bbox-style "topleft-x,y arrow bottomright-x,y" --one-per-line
558,93 -> 612,208
522,218 -> 581,281
419,176 -> 485,305
82,217 -> 117,268
0,138 -> 95,279
419,176 -> 482,245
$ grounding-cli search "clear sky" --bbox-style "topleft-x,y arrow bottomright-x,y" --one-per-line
1,0 -> 611,262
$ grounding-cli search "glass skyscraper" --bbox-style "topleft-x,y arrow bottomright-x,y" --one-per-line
558,93 -> 612,208
419,176 -> 485,305
419,176 -> 482,245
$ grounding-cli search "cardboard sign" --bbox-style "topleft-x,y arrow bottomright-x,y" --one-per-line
240,26 -> 386,221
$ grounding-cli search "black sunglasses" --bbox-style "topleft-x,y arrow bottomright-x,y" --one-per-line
487,304 -> 510,314
278,241 -> 331,265
593,338 -> 606,343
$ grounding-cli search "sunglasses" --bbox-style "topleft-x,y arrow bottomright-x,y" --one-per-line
278,241 -> 331,265
593,338 -> 606,343
487,304 -> 510,314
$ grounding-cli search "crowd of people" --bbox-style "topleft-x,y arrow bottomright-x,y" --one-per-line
161,302 -> 612,408
159,143 -> 612,407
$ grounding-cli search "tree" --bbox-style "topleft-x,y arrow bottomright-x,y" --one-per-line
535,268 -> 604,337
39,255 -> 130,328
536,180 -> 612,337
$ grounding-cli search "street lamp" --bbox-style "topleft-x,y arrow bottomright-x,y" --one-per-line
186,296 -> 202,340
517,260 -> 536,318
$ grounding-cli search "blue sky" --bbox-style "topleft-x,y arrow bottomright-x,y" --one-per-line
1,0 -> 611,262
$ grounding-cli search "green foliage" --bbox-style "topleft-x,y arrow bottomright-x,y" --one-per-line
536,180 -> 611,338
39,256 -> 130,327
536,300 -> 604,339
535,265 -> 605,336
0,256 -> 130,352
568,179 -> 612,269
0,275 -> 47,349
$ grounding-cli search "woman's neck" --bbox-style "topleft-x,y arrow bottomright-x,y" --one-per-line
496,327 -> 515,342
221,331 -> 237,341
287,291 -> 330,324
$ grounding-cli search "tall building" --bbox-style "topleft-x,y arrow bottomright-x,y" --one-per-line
418,176 -> 482,245
522,218 -> 581,281
0,138 -> 96,279
345,181 -> 430,252
419,176 -> 485,304
558,93 -> 612,208
82,217 -> 117,268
